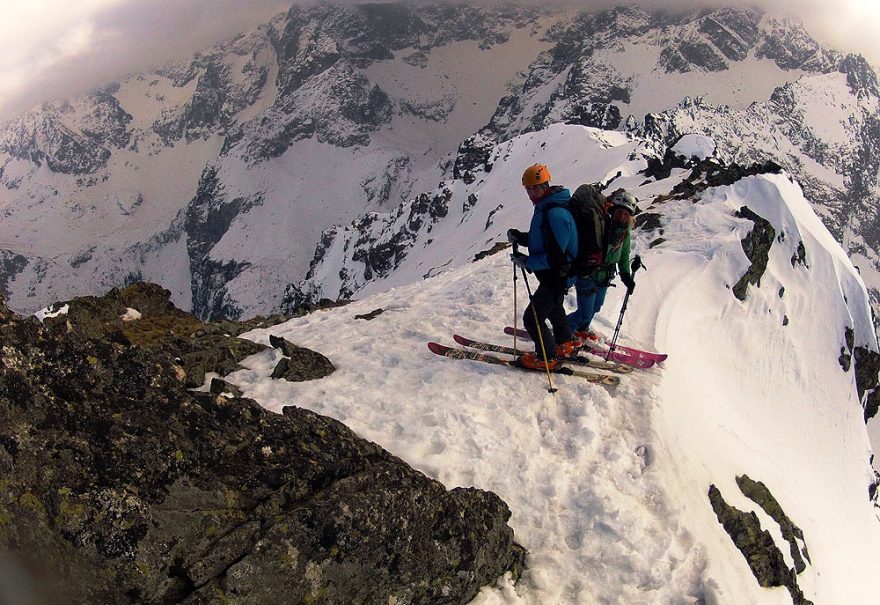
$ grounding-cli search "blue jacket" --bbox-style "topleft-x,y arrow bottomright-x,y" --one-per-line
526,187 -> 578,285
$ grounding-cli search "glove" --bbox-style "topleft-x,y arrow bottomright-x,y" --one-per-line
620,271 -> 636,294
510,251 -> 529,271
507,228 -> 527,245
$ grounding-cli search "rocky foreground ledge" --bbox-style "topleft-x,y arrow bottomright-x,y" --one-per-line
0,283 -> 525,604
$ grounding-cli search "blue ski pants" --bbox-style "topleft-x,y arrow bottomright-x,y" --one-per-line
567,275 -> 608,333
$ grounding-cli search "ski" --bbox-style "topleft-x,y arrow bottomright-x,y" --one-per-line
504,326 -> 666,363
452,334 -> 634,374
583,328 -> 668,362
502,327 -> 655,368
427,342 -> 620,386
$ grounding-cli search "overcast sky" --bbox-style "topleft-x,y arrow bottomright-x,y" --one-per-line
0,0 -> 878,123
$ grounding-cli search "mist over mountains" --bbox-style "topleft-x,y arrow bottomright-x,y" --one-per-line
0,1 -> 878,325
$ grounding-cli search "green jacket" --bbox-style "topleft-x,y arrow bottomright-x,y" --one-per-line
593,221 -> 631,284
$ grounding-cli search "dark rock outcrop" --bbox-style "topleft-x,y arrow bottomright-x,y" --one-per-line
0,251 -> 29,298
353,308 -> 385,321
709,483 -> 812,605
0,285 -> 525,603
732,207 -> 776,301
649,155 -> 782,203
643,144 -> 693,181
453,134 -> 495,184
854,345 -> 880,421
634,212 -> 663,233
839,326 -> 855,372
790,241 -> 808,267
708,485 -> 791,587
736,476 -> 810,573
47,282 -> 268,389
268,334 -> 336,382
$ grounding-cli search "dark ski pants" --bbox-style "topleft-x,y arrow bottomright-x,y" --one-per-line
523,279 -> 572,359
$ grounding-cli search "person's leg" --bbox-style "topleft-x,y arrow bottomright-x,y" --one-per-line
523,281 -> 560,358
586,286 -> 608,329
548,290 -> 571,346
571,277 -> 600,333
523,303 -> 539,347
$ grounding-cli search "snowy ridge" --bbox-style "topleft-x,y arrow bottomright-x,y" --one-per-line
285,125 -> 642,308
231,126 -> 880,603
1,2 -> 879,330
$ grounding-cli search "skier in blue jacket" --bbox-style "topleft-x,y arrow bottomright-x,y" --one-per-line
507,163 -> 579,370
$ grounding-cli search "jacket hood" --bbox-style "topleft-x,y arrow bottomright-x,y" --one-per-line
534,186 -> 571,208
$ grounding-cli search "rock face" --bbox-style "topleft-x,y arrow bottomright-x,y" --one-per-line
182,165 -> 262,321
709,479 -> 813,605
733,207 -> 777,301
0,285 -> 525,604
282,185 -> 453,313
481,7 -> 845,141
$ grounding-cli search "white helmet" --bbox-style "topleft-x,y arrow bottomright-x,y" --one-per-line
610,191 -> 638,214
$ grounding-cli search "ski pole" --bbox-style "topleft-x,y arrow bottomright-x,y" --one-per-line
606,255 -> 644,361
512,243 -> 519,356
519,266 -> 558,394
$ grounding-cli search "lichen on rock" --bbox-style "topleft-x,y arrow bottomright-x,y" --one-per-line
0,284 -> 524,603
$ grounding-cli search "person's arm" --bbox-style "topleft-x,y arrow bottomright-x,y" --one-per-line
618,231 -> 635,293
526,208 -> 576,272
617,230 -> 632,276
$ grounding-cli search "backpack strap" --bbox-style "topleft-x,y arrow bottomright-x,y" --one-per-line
540,202 -> 574,271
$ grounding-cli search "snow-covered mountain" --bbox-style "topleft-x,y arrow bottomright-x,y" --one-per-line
0,2 -> 553,318
1,2 -> 878,325
227,123 -> 880,603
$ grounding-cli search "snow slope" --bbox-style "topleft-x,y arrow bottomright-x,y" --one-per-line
228,126 -> 880,603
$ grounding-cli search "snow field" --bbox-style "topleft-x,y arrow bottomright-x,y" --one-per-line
640,174 -> 880,604
229,159 -> 880,603
234,254 -> 709,604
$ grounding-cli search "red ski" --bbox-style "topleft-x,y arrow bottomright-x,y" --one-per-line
452,334 -> 636,373
503,326 -> 666,364
427,342 -> 620,386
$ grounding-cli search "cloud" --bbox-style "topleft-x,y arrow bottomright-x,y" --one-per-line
0,0 -> 878,124
0,0 -> 291,122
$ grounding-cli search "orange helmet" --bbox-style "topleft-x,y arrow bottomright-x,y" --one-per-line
522,163 -> 551,186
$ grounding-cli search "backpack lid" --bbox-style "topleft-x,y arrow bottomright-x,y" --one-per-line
571,184 -> 608,213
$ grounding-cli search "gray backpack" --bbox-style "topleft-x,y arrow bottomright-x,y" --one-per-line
542,183 -> 608,276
